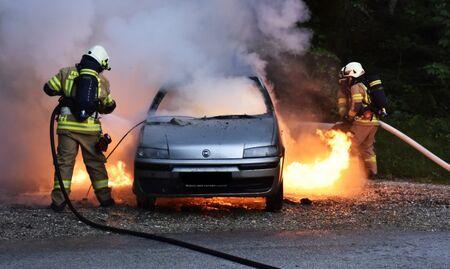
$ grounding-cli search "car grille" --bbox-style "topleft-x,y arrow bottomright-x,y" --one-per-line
135,162 -> 279,172
238,162 -> 279,170
135,162 -> 172,171
181,172 -> 231,187
138,176 -> 274,195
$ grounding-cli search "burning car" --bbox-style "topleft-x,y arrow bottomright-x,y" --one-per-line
133,76 -> 284,211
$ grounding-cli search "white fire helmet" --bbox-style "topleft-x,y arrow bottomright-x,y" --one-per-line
85,45 -> 111,71
339,62 -> 365,78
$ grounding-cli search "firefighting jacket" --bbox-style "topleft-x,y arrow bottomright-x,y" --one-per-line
45,66 -> 116,133
337,82 -> 379,125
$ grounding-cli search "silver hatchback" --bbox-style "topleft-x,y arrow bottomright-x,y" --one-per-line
133,77 -> 284,211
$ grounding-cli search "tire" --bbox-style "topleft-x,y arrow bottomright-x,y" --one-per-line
136,195 -> 156,211
265,181 -> 283,212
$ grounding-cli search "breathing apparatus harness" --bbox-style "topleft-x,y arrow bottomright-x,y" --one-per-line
352,74 -> 388,120
50,102 -> 278,269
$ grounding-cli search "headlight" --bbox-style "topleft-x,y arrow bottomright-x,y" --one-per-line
136,147 -> 169,159
243,146 -> 279,158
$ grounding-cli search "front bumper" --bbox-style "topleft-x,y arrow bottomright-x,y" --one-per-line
133,157 -> 283,198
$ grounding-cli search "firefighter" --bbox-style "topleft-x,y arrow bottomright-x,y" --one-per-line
337,62 -> 379,179
44,45 -> 117,211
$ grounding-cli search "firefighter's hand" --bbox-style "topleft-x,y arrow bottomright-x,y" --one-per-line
379,108 -> 388,118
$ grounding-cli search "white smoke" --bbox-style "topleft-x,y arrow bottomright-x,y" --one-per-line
0,0 -> 311,193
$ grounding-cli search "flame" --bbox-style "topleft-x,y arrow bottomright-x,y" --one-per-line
284,129 -> 354,195
71,160 -> 132,188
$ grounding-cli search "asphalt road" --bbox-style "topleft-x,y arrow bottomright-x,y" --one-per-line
1,229 -> 449,269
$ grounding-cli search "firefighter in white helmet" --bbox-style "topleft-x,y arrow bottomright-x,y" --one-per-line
337,62 -> 379,179
43,45 -> 116,211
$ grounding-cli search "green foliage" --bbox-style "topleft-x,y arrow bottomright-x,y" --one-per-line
302,0 -> 450,181
304,0 -> 450,117
377,115 -> 450,182
423,63 -> 450,81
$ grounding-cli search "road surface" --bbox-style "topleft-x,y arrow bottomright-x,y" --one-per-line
1,229 -> 449,269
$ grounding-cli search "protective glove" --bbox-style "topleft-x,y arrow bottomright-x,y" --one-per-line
378,108 -> 388,118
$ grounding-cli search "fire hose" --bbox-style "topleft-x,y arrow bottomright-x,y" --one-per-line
332,120 -> 450,172
50,104 -> 279,269
378,121 -> 450,172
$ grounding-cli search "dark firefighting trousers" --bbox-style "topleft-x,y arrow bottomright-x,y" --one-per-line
349,124 -> 378,175
51,130 -> 112,206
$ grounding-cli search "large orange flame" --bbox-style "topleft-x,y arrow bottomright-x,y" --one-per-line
72,160 -> 132,189
284,130 -> 351,190
283,128 -> 364,197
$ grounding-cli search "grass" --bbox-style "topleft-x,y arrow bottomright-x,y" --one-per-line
376,114 -> 450,184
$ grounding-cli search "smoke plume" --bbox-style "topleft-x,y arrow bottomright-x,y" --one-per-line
0,0 -> 311,194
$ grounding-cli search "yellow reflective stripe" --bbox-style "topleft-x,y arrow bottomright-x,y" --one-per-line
352,94 -> 363,98
58,115 -> 99,125
57,125 -> 101,132
364,94 -> 370,104
79,69 -> 99,77
104,94 -> 113,105
63,70 -> 79,96
57,118 -> 101,131
70,70 -> 79,76
57,121 -> 101,128
49,77 -> 62,91
53,76 -> 62,88
54,179 -> 71,189
92,179 -> 109,190
63,80 -> 72,96
98,79 -> 102,97
67,79 -> 74,96
356,117 -> 379,122
369,80 -> 381,87
49,80 -> 59,92
338,98 -> 347,105
354,119 -> 380,125
364,156 -> 377,163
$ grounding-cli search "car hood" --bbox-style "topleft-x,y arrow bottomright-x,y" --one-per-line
140,116 -> 275,159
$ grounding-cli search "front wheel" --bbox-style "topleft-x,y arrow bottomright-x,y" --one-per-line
136,195 -> 156,211
265,181 -> 283,212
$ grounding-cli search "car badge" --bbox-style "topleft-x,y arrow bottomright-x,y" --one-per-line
202,149 -> 211,158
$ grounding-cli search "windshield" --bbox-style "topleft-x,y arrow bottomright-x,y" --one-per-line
153,77 -> 269,118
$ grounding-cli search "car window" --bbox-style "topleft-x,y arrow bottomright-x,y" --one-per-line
154,77 -> 269,118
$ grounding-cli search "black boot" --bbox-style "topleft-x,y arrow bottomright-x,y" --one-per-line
50,201 -> 67,212
100,198 -> 115,207
95,187 -> 115,207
